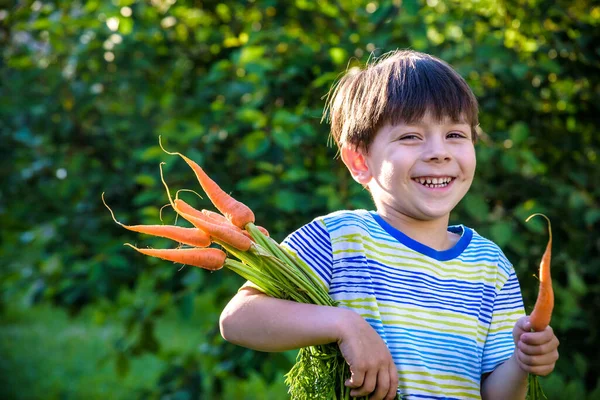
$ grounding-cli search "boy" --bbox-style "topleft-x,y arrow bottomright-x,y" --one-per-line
220,50 -> 559,399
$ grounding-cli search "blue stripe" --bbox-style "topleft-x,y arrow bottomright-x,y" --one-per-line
406,395 -> 464,400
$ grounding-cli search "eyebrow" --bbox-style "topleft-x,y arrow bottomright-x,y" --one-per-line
396,121 -> 470,128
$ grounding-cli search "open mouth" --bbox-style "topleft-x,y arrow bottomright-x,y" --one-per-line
413,176 -> 455,188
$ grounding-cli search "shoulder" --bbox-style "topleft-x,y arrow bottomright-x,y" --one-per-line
468,228 -> 510,259
462,227 -> 515,279
283,209 -> 375,245
318,209 -> 375,233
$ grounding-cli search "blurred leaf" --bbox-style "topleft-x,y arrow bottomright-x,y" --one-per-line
135,174 -> 157,187
116,352 -> 130,377
240,131 -> 270,158
490,221 -> 513,248
462,193 -> 489,220
178,292 -> 194,320
237,174 -> 274,191
509,122 -> 530,144
329,47 -> 348,65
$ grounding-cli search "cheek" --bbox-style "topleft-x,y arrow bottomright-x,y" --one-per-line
378,159 -> 406,187
461,147 -> 477,178
380,161 -> 394,182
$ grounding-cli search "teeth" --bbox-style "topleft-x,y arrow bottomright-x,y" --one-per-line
415,177 -> 453,187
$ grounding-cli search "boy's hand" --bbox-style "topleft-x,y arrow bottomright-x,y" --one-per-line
337,310 -> 398,400
512,316 -> 559,376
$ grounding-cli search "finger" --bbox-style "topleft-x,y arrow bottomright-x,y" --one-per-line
386,361 -> 399,400
512,316 -> 531,342
517,316 -> 531,332
520,327 -> 557,346
350,370 -> 376,397
346,367 -> 365,389
514,355 -> 556,376
519,351 -> 558,367
518,336 -> 560,356
369,369 -> 390,400
517,347 -> 559,366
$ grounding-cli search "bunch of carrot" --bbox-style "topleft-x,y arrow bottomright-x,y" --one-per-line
525,213 -> 553,400
103,140 -> 385,400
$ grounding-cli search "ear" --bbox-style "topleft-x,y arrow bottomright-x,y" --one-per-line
340,145 -> 372,185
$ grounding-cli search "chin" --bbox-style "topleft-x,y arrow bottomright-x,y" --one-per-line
414,209 -> 452,221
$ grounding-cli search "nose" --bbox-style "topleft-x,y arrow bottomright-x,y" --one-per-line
423,137 -> 451,162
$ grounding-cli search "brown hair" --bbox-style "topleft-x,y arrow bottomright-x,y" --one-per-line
324,50 -> 479,152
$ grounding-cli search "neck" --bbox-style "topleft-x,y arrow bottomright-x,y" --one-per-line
376,209 -> 454,251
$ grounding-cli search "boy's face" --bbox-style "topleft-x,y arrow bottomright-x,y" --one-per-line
341,111 -> 476,222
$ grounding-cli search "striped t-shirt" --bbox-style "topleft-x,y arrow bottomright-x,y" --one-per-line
281,209 -> 525,400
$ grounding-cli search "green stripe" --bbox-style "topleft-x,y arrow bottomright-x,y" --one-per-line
381,302 -> 478,325
493,308 -> 525,318
398,377 -> 480,398
380,310 -> 477,332
404,369 -> 476,384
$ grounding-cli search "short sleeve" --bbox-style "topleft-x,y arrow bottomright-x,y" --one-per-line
281,218 -> 334,291
481,266 -> 526,374
240,218 -> 334,294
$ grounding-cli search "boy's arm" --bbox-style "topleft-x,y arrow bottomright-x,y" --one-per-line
219,286 -> 350,351
220,287 -> 398,400
481,317 -> 559,400
480,353 -> 528,399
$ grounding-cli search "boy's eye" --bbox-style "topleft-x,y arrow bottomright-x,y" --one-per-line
399,134 -> 420,140
447,132 -> 466,139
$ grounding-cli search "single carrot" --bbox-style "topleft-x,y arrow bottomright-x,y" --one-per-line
159,138 -> 255,228
102,193 -> 211,248
177,210 -> 253,251
124,244 -> 226,270
526,213 -> 554,332
174,198 -> 209,220
174,201 -> 244,236
202,209 -> 233,225
159,163 -> 253,251
200,208 -> 270,240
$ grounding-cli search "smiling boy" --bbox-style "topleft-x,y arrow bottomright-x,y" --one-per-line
220,50 -> 559,399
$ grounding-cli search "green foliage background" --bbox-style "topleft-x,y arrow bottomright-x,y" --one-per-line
1,0 -> 599,398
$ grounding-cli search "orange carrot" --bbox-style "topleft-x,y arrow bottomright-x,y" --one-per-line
102,193 -> 211,248
202,209 -> 232,225
200,209 -> 270,240
124,244 -> 226,270
200,209 -> 269,238
177,210 -> 253,251
174,202 -> 241,234
526,213 -> 554,332
174,198 -> 209,220
159,138 -> 255,228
